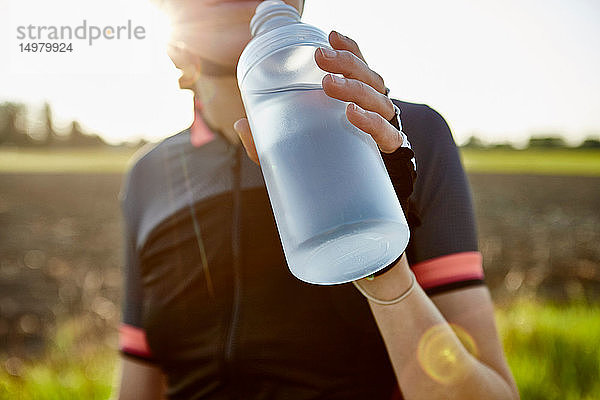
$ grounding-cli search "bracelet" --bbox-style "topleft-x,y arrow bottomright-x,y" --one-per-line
352,270 -> 416,305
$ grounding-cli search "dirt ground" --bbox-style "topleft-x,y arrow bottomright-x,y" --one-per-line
468,174 -> 600,303
0,173 -> 599,357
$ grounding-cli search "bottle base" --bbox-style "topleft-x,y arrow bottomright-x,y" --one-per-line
287,220 -> 409,285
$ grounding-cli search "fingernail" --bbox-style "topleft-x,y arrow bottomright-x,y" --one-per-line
351,103 -> 367,115
330,74 -> 345,85
334,31 -> 346,40
233,119 -> 247,134
319,47 -> 336,59
233,120 -> 242,132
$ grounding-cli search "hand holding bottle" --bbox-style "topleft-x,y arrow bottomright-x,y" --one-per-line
235,30 -> 405,163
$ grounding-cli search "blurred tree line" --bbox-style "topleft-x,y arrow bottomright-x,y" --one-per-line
0,101 -> 147,148
2,100 -> 598,150
462,134 -> 600,150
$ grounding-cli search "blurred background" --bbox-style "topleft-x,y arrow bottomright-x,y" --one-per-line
1,0 -> 599,399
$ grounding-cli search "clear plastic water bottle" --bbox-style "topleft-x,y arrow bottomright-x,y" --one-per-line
237,0 -> 409,284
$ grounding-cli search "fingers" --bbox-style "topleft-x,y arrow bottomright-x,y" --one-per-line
233,118 -> 260,165
315,47 -> 387,95
322,74 -> 395,121
328,30 -> 365,63
314,30 -> 387,95
315,30 -> 393,148
346,103 -> 403,153
315,31 -> 401,152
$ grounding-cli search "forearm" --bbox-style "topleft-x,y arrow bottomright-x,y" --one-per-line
114,356 -> 167,400
357,255 -> 518,400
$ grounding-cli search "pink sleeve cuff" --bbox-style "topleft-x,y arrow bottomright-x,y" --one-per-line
119,324 -> 153,359
411,251 -> 484,291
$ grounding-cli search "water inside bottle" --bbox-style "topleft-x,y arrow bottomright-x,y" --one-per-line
245,85 -> 409,284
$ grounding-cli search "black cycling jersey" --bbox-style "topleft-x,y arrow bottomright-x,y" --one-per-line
119,100 -> 485,399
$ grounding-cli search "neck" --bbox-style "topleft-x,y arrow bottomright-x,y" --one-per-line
195,75 -> 245,145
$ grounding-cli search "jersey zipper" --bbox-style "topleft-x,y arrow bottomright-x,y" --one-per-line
224,145 -> 243,393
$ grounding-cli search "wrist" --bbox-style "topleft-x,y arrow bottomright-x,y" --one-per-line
354,254 -> 413,302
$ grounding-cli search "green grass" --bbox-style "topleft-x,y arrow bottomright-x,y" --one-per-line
0,318 -> 117,400
1,147 -> 600,175
1,301 -> 599,399
460,148 -> 600,176
496,300 -> 600,400
0,148 -> 138,174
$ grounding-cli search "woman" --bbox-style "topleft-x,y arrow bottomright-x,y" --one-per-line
116,1 -> 519,399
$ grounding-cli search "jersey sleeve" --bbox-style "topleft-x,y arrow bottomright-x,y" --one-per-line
119,168 -> 155,362
397,102 -> 485,295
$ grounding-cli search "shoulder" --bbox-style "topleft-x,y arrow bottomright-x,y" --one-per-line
119,129 -> 191,215
126,130 -> 191,179
391,100 -> 460,175
392,100 -> 455,147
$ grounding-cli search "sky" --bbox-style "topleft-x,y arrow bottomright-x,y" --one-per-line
0,0 -> 599,146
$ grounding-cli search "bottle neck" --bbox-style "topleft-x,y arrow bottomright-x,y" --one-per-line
250,1 -> 301,37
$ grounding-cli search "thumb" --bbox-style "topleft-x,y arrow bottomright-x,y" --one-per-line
233,118 -> 260,165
